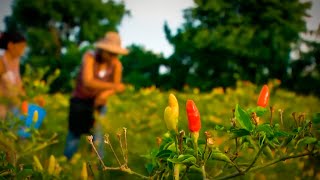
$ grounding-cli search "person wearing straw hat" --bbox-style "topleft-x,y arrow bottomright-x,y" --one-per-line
64,31 -> 128,159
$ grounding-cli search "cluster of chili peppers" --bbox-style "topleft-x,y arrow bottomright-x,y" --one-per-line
163,94 -> 201,135
164,84 -> 269,134
161,85 -> 270,179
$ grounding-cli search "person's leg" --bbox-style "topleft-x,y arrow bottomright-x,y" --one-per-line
94,106 -> 107,157
64,130 -> 80,160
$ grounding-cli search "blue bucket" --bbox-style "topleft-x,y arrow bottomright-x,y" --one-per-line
18,103 -> 46,138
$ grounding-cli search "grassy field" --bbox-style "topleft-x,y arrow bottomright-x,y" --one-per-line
1,81 -> 320,179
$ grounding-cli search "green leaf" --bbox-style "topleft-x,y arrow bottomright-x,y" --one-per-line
160,138 -> 174,151
215,124 -> 225,131
274,130 -> 291,137
16,169 -> 33,179
145,163 -> 155,175
156,150 -> 173,159
184,148 -> 195,155
256,124 -> 274,137
262,145 -> 273,159
198,139 -> 206,145
166,143 -> 177,152
230,128 -> 250,138
297,137 -> 317,146
177,155 -> 196,164
211,149 -> 232,163
247,106 -> 268,117
235,104 -> 254,132
247,136 -> 259,151
241,142 -> 249,150
167,155 -> 196,165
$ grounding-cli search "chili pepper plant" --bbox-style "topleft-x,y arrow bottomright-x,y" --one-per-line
88,85 -> 320,179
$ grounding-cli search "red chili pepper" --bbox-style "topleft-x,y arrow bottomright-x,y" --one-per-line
257,85 -> 269,108
21,100 -> 28,115
186,100 -> 201,132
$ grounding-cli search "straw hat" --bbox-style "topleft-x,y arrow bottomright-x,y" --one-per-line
95,31 -> 128,55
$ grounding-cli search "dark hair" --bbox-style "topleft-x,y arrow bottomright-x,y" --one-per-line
0,32 -> 26,50
95,48 -> 104,63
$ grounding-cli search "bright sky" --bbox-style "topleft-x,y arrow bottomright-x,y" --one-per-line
0,0 -> 319,57
119,0 -> 194,57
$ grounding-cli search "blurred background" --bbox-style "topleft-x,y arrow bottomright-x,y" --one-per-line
1,1 -> 320,179
0,0 -> 319,96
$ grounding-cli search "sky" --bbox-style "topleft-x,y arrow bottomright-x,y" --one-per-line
118,0 -> 194,57
0,0 -> 319,57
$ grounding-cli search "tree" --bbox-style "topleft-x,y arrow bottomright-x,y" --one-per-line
121,45 -> 166,89
165,0 -> 311,91
5,0 -> 128,92
288,27 -> 320,96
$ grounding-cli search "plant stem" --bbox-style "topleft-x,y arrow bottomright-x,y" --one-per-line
216,152 -> 315,180
174,133 -> 179,154
270,106 -> 274,126
192,132 -> 199,160
104,134 -> 122,167
250,152 -> 313,171
205,149 -> 212,162
244,143 -> 266,173
203,139 -> 207,160
178,130 -> 185,154
123,168 -> 150,179
87,161 -> 95,178
117,132 -> 127,167
180,166 -> 190,180
87,136 -> 106,169
103,167 -> 150,179
235,137 -> 239,153
123,127 -> 128,164
174,164 -> 180,180
278,109 -> 284,127
231,161 -> 242,173
201,165 -> 206,180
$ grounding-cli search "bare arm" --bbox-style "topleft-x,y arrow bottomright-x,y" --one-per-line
0,57 -> 5,77
94,59 -> 125,107
112,59 -> 125,92
113,59 -> 122,83
82,52 -> 115,91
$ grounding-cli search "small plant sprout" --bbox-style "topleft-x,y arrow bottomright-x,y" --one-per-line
292,112 -> 298,127
123,127 -> 128,164
278,109 -> 284,126
269,106 -> 274,125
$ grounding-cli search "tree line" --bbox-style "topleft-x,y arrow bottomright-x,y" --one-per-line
4,0 -> 320,96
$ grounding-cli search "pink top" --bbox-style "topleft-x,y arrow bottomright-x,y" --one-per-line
72,51 -> 115,99
0,54 -> 23,97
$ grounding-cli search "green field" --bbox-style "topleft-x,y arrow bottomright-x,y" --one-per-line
1,81 -> 320,179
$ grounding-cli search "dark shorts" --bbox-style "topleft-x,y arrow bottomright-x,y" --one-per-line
68,97 -> 95,137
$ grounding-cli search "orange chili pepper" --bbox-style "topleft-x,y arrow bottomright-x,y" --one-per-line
257,85 -> 269,108
21,100 -> 28,115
